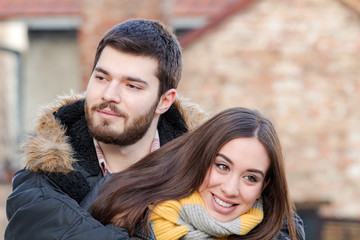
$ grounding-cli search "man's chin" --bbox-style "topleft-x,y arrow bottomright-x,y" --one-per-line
89,125 -> 123,142
93,133 -> 123,145
92,119 -> 124,131
95,136 -> 140,146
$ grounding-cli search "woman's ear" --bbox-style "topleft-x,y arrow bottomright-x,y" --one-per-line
156,89 -> 177,114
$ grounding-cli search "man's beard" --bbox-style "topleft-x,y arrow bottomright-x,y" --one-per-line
85,99 -> 159,146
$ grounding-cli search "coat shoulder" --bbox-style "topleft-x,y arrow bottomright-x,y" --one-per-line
173,94 -> 210,131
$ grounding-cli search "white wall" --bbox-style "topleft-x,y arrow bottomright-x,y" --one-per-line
23,30 -> 81,134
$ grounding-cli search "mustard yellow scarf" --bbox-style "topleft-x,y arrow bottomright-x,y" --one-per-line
150,191 -> 263,240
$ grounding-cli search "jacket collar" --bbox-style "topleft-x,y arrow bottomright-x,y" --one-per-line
22,92 -> 209,174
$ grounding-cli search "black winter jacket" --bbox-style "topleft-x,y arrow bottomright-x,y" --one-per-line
5,94 -> 304,240
6,94 -> 207,240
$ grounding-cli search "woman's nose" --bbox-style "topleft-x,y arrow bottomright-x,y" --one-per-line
220,177 -> 240,197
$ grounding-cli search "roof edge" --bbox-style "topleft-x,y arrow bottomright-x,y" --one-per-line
179,0 -> 257,49
338,0 -> 360,14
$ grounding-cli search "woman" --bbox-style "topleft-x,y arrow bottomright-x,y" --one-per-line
89,107 -> 298,240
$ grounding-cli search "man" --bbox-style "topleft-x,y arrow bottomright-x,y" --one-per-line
6,19 -> 304,240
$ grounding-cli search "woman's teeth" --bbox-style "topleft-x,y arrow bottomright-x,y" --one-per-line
214,195 -> 233,208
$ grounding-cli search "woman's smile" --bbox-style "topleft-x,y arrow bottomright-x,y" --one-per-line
199,138 -> 269,222
211,193 -> 238,214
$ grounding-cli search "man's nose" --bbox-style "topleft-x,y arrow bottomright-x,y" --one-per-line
103,81 -> 121,103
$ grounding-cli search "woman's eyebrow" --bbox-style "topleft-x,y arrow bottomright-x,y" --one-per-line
216,153 -> 233,164
247,169 -> 265,178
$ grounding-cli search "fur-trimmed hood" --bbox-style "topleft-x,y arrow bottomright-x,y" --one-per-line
22,92 -> 209,174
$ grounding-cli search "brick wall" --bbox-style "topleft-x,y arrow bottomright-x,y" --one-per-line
178,0 -> 360,218
78,0 -> 169,89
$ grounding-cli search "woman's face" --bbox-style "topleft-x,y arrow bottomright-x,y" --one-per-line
199,137 -> 270,222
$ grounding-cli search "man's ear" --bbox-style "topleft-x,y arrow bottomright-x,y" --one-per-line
156,89 -> 177,114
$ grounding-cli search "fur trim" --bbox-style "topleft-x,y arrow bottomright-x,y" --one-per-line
23,91 -> 209,173
174,93 -> 210,130
35,90 -> 85,116
23,91 -> 85,173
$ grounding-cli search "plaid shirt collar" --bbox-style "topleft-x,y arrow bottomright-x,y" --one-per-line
94,130 -> 160,176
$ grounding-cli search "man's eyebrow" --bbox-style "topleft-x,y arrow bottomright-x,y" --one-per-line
94,67 -> 149,86
124,76 -> 149,86
216,153 -> 265,177
94,67 -> 109,75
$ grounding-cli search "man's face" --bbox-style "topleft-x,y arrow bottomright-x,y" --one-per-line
85,46 -> 161,146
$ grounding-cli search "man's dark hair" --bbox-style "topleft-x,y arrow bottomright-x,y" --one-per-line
93,18 -> 182,96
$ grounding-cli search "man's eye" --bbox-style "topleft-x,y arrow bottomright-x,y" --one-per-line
127,83 -> 141,90
216,163 -> 230,171
96,76 -> 106,81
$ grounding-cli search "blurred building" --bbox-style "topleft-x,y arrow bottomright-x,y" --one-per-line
177,0 -> 360,238
1,0 -> 360,239
179,0 -> 360,217
0,21 -> 28,177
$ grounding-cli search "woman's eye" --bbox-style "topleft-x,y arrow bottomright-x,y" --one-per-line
244,175 -> 258,183
216,163 -> 230,172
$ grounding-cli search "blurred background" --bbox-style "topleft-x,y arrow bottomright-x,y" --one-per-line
0,0 -> 360,239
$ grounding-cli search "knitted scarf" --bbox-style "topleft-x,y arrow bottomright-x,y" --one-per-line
150,191 -> 263,240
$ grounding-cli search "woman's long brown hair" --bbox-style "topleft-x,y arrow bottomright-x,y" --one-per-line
90,107 -> 298,240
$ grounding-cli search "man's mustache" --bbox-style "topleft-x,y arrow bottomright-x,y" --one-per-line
93,101 -> 127,118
